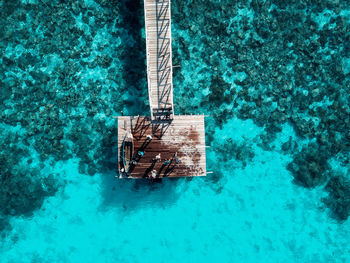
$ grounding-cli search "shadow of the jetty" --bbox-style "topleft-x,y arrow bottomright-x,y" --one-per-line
117,0 -> 148,115
99,172 -> 184,213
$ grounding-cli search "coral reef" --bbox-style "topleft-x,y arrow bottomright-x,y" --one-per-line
323,174 -> 350,221
172,0 -> 349,152
0,132 -> 59,230
215,138 -> 255,168
287,142 -> 330,188
1,0 -> 147,176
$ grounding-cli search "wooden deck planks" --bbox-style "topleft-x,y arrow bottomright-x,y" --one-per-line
144,0 -> 174,119
118,115 -> 206,178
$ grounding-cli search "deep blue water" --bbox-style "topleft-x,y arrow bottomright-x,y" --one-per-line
1,0 -> 349,262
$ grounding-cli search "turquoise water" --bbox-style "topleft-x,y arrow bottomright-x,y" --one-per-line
1,0 -> 349,262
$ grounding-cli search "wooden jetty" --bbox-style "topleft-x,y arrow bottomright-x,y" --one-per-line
144,0 -> 174,120
117,0 -> 207,179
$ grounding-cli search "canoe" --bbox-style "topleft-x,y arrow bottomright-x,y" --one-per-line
121,132 -> 134,173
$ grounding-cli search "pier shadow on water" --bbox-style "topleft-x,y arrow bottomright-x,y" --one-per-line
99,173 -> 184,213
117,0 -> 149,116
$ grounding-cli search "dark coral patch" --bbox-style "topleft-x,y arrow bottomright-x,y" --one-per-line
287,143 -> 330,188
323,175 -> 350,221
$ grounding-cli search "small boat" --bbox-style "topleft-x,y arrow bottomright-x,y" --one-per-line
121,132 -> 134,173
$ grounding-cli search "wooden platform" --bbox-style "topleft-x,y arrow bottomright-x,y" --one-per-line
118,115 -> 206,178
144,0 -> 174,119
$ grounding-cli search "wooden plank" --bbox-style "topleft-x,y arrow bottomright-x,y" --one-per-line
144,0 -> 174,119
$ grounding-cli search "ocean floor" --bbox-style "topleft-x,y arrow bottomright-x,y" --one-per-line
1,0 -> 349,262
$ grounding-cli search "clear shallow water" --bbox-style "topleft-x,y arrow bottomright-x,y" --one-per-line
1,120 -> 349,262
1,0 -> 350,262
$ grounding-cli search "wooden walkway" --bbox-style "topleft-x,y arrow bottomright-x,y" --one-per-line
144,0 -> 174,120
118,116 -> 206,178
117,0 -> 206,179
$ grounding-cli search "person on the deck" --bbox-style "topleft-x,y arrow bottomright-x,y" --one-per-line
150,170 -> 157,179
140,135 -> 152,150
137,151 -> 144,157
174,152 -> 179,164
163,153 -> 179,177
